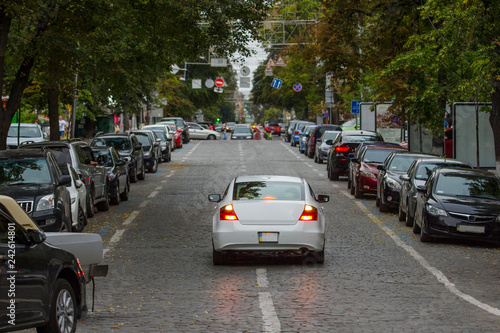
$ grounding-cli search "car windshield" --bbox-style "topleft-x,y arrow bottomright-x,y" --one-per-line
362,149 -> 395,163
297,123 -> 313,131
153,131 -> 167,141
234,127 -> 251,134
46,147 -> 72,164
344,135 -> 380,143
92,137 -> 131,151
135,134 -> 151,148
388,155 -> 420,172
415,162 -> 466,180
435,174 -> 500,199
0,159 -> 52,185
233,181 -> 305,201
8,126 -> 42,138
93,150 -> 114,167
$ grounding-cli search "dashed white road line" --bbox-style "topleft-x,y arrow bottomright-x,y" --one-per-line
122,211 -> 139,226
259,292 -> 281,333
352,200 -> 500,317
256,268 -> 269,288
103,229 -> 126,257
148,191 -> 158,198
139,200 -> 149,208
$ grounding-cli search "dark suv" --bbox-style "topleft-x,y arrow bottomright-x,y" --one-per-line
20,140 -> 109,216
326,130 -> 384,181
160,117 -> 190,143
306,124 -> 342,158
0,149 -> 73,231
131,130 -> 161,173
90,133 -> 146,183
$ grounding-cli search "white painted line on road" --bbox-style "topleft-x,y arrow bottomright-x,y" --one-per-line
139,200 -> 149,208
259,292 -> 281,333
122,211 -> 139,226
161,180 -> 167,183
149,191 -> 158,198
256,268 -> 269,288
155,186 -> 162,190
352,199 -> 500,317
103,229 -> 126,257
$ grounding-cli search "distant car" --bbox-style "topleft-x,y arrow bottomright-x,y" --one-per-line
160,117 -> 190,143
398,157 -> 473,227
306,124 -> 342,158
142,125 -> 173,161
0,149 -> 73,232
20,140 -> 109,215
209,175 -> 329,264
231,126 -> 253,140
413,167 -> 500,244
278,123 -> 286,134
131,130 -> 161,173
7,123 -> 46,149
350,145 -> 406,199
299,125 -> 317,154
291,121 -> 315,147
92,147 -> 130,205
314,130 -> 341,164
187,122 -> 221,140
265,121 -> 280,136
90,133 -> 145,183
375,151 -> 430,213
60,163 -> 88,232
285,120 -> 302,142
226,122 -> 236,132
326,130 -> 384,181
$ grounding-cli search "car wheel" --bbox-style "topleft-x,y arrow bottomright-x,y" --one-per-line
86,191 -> 95,218
354,183 -> 363,199
347,177 -> 351,189
167,149 -> 172,162
412,214 -> 421,234
398,203 -> 406,221
376,195 -> 380,207
327,165 -> 335,180
73,205 -> 87,232
149,157 -> 158,173
379,197 -> 389,212
36,279 -> 77,333
314,154 -> 318,163
311,248 -> 325,264
138,162 -> 146,180
130,164 -> 137,183
208,134 -> 216,140
60,210 -> 72,232
96,184 -> 110,211
110,182 -> 120,205
120,178 -> 130,201
405,207 -> 415,227
420,216 -> 432,242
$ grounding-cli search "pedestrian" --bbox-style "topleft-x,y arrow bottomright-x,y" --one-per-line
223,122 -> 227,140
59,115 -> 68,139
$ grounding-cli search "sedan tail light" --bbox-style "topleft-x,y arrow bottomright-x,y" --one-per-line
295,130 -> 300,134
336,145 -> 350,152
311,134 -> 315,143
299,205 -> 318,221
220,204 -> 239,221
265,127 -> 269,131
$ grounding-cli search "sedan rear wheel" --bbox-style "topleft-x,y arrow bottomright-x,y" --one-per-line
149,158 -> 158,173
412,214 -> 421,234
74,205 -> 87,232
110,182 -> 120,205
36,279 -> 77,333
354,182 -> 364,199
405,208 -> 415,227
208,134 -> 216,140
120,178 -> 130,201
86,191 -> 95,218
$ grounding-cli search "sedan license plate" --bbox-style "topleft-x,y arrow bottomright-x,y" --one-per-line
457,224 -> 485,234
259,232 -> 278,243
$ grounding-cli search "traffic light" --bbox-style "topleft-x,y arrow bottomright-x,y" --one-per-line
216,118 -> 220,124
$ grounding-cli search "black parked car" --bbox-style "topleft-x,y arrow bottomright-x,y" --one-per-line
0,197 -> 87,332
0,149 -> 73,232
92,147 -> 130,205
376,151 -> 430,213
398,157 -> 472,227
90,133 -> 146,183
413,167 -> 500,244
327,130 -> 384,181
20,140 -> 109,217
131,130 -> 161,173
306,124 -> 342,158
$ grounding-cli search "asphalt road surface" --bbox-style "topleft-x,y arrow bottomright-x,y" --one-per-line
43,137 -> 500,332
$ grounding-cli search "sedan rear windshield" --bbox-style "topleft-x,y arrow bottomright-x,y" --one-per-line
362,149 -> 395,163
0,159 -> 52,185
415,163 -> 467,180
92,138 -> 131,151
435,174 -> 500,199
233,181 -> 305,201
343,135 -> 380,143
388,155 -> 420,172
8,126 -> 42,138
47,147 -> 72,164
233,127 -> 252,134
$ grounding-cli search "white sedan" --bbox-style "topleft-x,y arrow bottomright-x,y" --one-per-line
187,122 -> 221,140
61,163 -> 88,232
209,175 -> 329,264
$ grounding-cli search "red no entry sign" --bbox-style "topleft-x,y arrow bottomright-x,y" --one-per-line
215,77 -> 224,87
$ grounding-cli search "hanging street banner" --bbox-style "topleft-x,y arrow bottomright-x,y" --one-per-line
293,83 -> 302,92
275,56 -> 287,67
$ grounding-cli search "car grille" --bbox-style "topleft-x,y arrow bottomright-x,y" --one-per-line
448,212 -> 495,222
17,201 -> 34,214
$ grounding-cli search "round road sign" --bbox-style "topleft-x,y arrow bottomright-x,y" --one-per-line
293,83 -> 302,92
205,79 -> 215,88
215,77 -> 224,87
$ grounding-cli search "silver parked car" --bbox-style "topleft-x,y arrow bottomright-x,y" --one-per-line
187,122 -> 221,140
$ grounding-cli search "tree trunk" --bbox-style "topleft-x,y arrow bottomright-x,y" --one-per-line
489,81 -> 500,175
48,56 -> 60,141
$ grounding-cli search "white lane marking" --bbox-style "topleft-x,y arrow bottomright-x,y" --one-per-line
161,180 -> 167,183
103,229 -> 126,257
165,174 -> 172,178
155,186 -> 162,190
352,200 -> 500,317
149,191 -> 158,198
256,268 -> 269,288
139,200 -> 149,208
259,292 -> 281,333
122,211 -> 139,226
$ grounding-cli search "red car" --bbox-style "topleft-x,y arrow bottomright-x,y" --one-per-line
168,125 -> 182,148
351,145 -> 406,199
265,122 -> 280,136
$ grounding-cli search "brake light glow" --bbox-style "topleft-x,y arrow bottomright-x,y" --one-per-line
220,204 -> 239,221
336,145 -> 349,152
262,196 -> 276,200
76,258 -> 85,278
295,130 -> 299,134
299,205 -> 318,221
311,134 -> 315,143
265,127 -> 269,131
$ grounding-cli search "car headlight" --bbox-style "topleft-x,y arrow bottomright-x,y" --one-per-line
37,194 -> 54,211
360,171 -> 376,178
386,178 -> 401,189
427,205 -> 448,217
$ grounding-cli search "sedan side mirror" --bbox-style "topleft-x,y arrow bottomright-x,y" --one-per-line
75,179 -> 84,189
416,185 -> 427,193
317,195 -> 330,203
27,229 -> 46,244
59,175 -> 72,186
208,194 -> 221,202
377,165 -> 385,171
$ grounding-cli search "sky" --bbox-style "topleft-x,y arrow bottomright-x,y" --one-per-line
231,40 -> 268,99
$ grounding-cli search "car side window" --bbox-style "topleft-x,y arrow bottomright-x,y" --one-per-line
75,145 -> 89,165
83,146 -> 95,163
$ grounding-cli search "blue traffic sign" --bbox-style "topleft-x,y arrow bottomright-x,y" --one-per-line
293,83 -> 302,92
351,100 -> 360,114
271,78 -> 283,89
